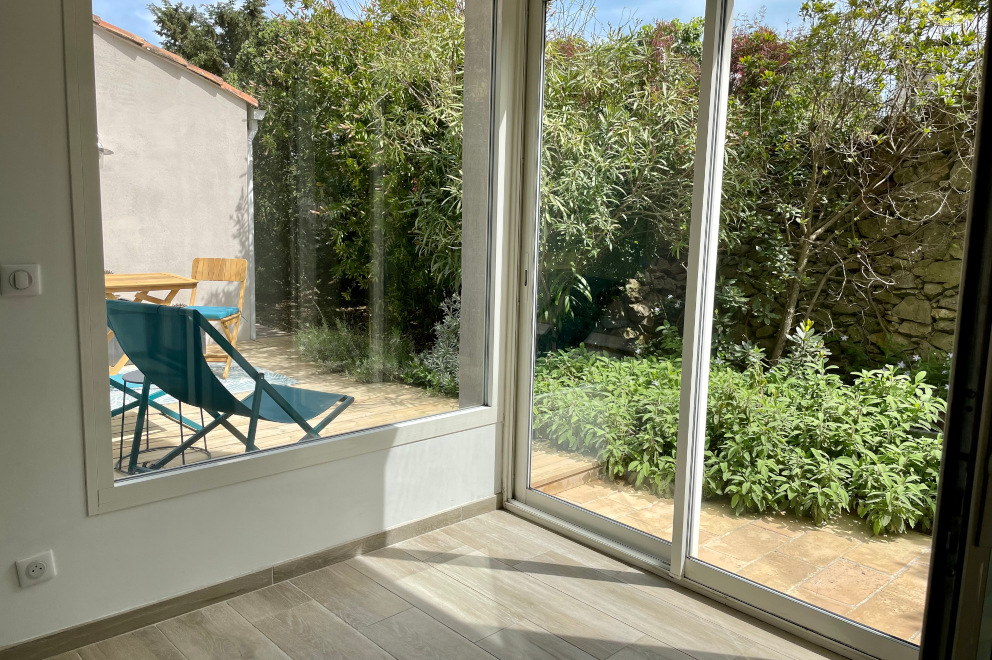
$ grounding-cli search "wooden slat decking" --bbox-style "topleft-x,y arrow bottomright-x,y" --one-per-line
111,334 -> 458,479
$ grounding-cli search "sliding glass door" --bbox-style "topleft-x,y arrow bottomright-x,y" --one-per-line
514,0 -> 986,656
514,0 -> 716,561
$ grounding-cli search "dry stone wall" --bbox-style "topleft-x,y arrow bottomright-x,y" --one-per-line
589,146 -> 970,361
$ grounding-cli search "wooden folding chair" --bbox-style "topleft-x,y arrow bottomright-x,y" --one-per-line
187,257 -> 248,379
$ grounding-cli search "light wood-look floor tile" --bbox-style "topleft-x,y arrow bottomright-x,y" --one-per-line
610,569 -> 844,660
434,548 -> 643,659
605,635 -> 696,660
477,618 -> 597,660
157,602 -> 290,660
253,601 -> 394,660
362,608 -> 496,660
290,562 -> 411,627
511,552 -> 758,660
441,513 -> 553,565
51,509 -> 845,660
349,546 -> 432,584
227,582 -> 311,624
380,564 -> 520,641
77,626 -> 185,660
392,527 -> 465,561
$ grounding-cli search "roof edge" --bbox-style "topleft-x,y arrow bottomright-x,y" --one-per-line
93,15 -> 259,108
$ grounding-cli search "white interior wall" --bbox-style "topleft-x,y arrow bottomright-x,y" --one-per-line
0,1 -> 497,648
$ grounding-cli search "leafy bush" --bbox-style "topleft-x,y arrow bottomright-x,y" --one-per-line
404,294 -> 461,396
533,324 -> 945,535
296,321 -> 415,384
296,295 -> 462,395
231,0 -> 465,336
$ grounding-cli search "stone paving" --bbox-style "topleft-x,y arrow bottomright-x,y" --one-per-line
543,476 -> 931,643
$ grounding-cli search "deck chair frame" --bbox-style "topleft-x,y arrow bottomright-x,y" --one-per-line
120,307 -> 353,474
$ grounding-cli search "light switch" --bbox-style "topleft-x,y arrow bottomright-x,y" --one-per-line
1,264 -> 42,297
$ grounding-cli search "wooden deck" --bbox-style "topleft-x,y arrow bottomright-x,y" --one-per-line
111,334 -> 458,479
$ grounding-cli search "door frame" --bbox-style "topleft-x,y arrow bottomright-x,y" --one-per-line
509,0 -> 674,566
505,0 -> 928,657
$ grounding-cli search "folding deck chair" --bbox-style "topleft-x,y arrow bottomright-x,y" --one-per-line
106,299 -> 354,474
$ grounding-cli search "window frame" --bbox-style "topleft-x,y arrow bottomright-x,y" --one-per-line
66,0 -> 506,515
505,0 -> 927,657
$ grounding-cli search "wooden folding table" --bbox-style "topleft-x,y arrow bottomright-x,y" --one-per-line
105,272 -> 199,375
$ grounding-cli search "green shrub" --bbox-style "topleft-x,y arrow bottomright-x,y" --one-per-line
296,321 -> 415,384
534,349 -> 682,494
533,324 -> 946,535
296,295 -> 462,395
404,294 -> 461,396
296,320 -> 369,373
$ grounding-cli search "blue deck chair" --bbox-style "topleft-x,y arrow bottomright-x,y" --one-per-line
110,374 -> 203,431
106,299 -> 354,474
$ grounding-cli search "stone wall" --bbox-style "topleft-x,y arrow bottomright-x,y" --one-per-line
588,146 -> 970,361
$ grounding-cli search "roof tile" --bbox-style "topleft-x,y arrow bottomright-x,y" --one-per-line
93,14 -> 259,108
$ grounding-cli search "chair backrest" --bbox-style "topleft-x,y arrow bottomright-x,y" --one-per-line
189,258 -> 248,308
106,299 -> 252,415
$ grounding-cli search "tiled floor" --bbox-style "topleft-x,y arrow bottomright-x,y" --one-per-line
48,511 -> 843,660
546,477 -> 931,643
111,333 -> 458,479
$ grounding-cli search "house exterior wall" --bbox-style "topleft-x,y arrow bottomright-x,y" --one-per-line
93,27 -> 254,339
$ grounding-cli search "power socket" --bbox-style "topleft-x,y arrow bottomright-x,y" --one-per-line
15,550 -> 56,587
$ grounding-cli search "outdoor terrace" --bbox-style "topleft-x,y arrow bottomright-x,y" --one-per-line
110,330 -> 458,480
534,448 -> 932,643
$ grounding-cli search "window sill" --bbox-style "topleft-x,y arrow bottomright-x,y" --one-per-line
92,405 -> 498,514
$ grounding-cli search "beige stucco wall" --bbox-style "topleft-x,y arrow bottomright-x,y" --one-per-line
93,26 -> 253,339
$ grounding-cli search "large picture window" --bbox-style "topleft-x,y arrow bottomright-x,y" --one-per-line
91,0 -> 490,484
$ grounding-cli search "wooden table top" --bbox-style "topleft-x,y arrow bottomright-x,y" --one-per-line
105,273 -> 199,293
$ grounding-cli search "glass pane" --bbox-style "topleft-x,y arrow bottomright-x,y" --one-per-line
694,0 -> 984,644
529,0 -> 705,542
93,0 -> 482,482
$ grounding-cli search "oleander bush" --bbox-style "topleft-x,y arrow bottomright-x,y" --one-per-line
533,323 -> 945,535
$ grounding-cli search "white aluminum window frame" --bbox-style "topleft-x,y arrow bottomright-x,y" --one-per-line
64,0 -> 506,514
505,0 -> 923,657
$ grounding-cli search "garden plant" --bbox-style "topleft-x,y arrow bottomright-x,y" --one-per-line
147,0 -> 982,533
534,322 -> 946,535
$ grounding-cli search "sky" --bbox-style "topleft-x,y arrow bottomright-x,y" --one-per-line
92,0 -> 804,47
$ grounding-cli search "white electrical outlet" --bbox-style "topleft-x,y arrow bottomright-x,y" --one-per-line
15,550 -> 56,587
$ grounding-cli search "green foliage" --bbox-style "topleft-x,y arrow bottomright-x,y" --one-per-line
297,294 -> 462,395
537,20 -> 703,343
149,0 -> 267,75
535,0 -> 984,359
534,348 -> 683,494
296,320 -> 415,384
146,0 -> 982,368
229,0 -> 464,340
405,294 -> 462,396
717,0 -> 984,358
534,324 -> 946,534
